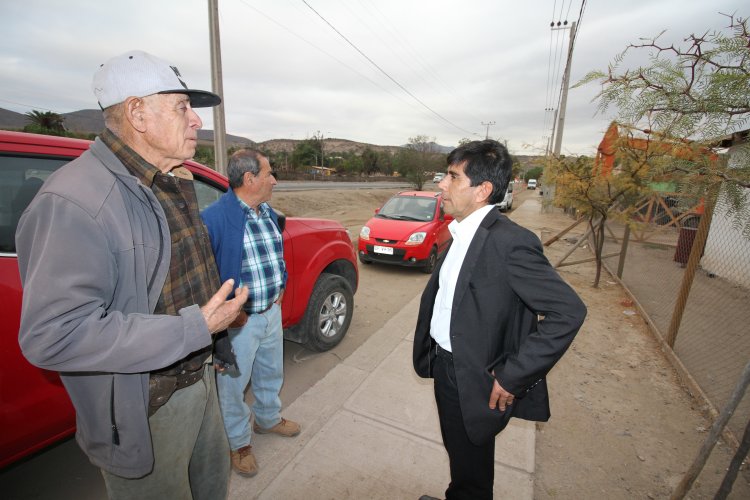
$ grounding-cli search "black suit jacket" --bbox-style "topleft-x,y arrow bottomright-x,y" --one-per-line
413,208 -> 587,445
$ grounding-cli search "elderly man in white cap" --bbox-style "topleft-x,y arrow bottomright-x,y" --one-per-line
16,50 -> 248,499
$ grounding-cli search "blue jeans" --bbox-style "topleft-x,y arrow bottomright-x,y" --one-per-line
102,365 -> 230,500
217,303 -> 284,451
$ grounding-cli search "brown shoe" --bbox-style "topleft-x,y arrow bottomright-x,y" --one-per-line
253,417 -> 300,437
230,445 -> 258,477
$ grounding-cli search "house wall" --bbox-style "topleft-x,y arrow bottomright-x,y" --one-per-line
701,144 -> 750,288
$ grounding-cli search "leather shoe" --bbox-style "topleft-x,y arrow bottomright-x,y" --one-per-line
230,445 -> 258,477
253,417 -> 300,437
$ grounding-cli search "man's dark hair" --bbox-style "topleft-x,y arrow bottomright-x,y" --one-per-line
447,139 -> 513,204
227,149 -> 267,189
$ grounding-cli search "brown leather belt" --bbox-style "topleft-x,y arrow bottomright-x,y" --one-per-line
148,366 -> 205,416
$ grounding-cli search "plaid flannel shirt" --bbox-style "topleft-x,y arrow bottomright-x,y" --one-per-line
238,199 -> 285,313
101,129 -> 221,375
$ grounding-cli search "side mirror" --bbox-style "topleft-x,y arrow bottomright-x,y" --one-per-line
374,208 -> 380,214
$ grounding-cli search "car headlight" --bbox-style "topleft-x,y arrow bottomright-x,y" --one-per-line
359,226 -> 370,240
405,232 -> 427,245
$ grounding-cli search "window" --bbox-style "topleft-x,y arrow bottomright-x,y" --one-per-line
0,154 -> 70,254
193,175 -> 224,211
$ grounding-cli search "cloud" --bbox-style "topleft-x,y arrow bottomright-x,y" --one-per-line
0,0 -> 746,153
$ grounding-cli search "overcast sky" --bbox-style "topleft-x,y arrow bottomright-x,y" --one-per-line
1,0 -> 746,155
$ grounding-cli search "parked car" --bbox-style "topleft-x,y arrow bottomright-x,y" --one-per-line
496,183 -> 514,211
0,130 -> 358,468
432,172 -> 445,183
527,179 -> 538,189
358,191 -> 452,273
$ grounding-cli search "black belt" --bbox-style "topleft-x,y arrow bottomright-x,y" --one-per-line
244,302 -> 274,315
435,343 -> 453,360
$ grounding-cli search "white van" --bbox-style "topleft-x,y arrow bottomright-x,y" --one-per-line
496,183 -> 513,211
527,179 -> 538,190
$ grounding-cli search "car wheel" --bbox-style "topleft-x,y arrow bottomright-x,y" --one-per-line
422,247 -> 438,274
302,273 -> 354,352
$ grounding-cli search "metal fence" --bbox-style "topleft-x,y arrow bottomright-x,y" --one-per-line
597,187 -> 750,443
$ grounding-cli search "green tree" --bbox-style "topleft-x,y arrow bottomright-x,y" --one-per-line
193,145 -> 215,169
398,135 -> 446,190
23,110 -> 67,136
291,139 -> 320,169
547,150 -> 652,287
341,154 -> 364,175
525,166 -> 543,182
361,147 -> 379,175
577,14 -> 750,235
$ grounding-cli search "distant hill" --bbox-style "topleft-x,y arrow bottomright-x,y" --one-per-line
257,138 -> 404,156
0,106 -> 453,156
0,107 -> 29,129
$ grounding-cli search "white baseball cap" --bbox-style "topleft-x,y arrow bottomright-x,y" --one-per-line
92,50 -> 221,109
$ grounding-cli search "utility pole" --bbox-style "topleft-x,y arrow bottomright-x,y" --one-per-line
481,121 -> 495,140
208,0 -> 227,175
545,20 -> 576,212
552,21 -> 575,157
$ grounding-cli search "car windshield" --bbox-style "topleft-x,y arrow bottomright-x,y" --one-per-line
377,196 -> 436,222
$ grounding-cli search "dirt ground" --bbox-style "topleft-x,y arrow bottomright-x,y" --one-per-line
271,186 -> 750,499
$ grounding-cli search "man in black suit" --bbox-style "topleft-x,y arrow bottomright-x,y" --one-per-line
413,139 -> 587,500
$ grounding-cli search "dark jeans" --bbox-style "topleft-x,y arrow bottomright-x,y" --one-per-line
434,351 -> 495,500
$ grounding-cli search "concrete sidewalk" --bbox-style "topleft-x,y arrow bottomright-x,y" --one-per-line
228,292 -> 536,499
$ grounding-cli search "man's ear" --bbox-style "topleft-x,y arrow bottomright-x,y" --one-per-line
475,181 -> 493,204
123,97 -> 148,133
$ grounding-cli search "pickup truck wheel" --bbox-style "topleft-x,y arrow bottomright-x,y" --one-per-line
422,247 -> 438,274
302,273 -> 354,352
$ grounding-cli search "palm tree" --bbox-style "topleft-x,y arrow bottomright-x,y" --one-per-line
24,110 -> 66,135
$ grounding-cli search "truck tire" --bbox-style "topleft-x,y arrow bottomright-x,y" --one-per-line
302,273 -> 354,352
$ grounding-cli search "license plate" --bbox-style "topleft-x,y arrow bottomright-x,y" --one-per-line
373,245 -> 394,255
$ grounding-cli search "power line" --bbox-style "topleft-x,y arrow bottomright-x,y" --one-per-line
300,0 -> 477,137
237,0 -> 416,112
358,0 -> 484,125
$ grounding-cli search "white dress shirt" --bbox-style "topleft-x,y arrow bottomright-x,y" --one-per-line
430,204 -> 495,351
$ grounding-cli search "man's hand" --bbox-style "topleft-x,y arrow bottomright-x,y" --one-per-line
201,279 -> 249,334
488,378 -> 515,412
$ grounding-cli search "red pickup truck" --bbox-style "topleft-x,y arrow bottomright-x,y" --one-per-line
0,130 -> 358,468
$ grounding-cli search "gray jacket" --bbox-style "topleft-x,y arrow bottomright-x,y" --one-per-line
15,138 -> 212,478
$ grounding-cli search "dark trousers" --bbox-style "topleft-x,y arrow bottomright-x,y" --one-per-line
434,350 -> 495,500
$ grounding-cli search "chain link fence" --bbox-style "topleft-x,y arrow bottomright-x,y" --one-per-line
598,186 -> 750,443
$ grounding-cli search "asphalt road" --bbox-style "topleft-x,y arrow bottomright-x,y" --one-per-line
275,180 -> 411,191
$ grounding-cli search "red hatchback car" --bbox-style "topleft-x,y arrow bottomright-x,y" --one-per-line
0,130 -> 358,468
358,190 -> 453,273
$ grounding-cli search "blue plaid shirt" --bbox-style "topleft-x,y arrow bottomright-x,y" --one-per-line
238,200 -> 285,313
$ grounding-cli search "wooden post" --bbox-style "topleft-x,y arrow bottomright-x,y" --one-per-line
665,188 -> 717,348
554,225 -> 593,268
715,417 -> 750,499
670,361 -> 750,499
543,217 -> 585,247
617,224 -> 631,279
